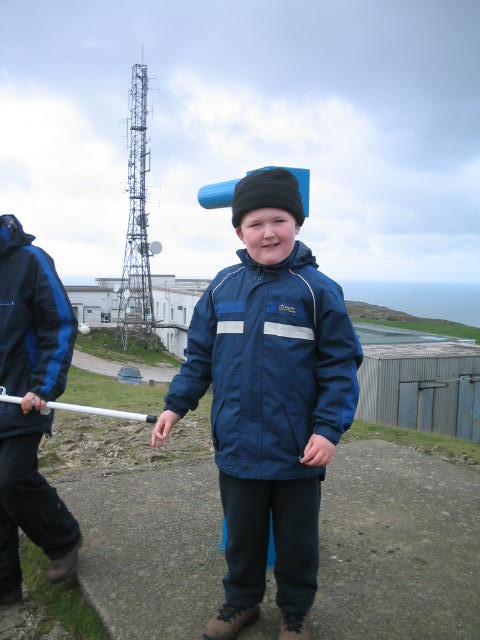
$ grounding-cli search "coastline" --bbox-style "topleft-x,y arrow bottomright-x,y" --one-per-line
341,281 -> 480,328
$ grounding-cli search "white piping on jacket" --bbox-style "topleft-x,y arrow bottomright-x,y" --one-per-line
288,268 -> 317,329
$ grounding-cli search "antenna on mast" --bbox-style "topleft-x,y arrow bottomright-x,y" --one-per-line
116,62 -> 161,351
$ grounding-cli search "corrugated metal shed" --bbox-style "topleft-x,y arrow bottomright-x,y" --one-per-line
356,342 -> 480,442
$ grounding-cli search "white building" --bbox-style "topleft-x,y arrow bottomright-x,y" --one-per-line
151,282 -> 207,357
65,275 -> 208,360
67,284 -> 117,324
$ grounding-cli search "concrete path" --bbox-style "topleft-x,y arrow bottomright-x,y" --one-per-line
72,350 -> 179,383
54,440 -> 480,640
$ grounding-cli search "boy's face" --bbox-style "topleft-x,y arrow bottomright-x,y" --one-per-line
235,208 -> 300,266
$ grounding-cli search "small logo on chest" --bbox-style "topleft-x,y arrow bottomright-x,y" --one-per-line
278,303 -> 297,315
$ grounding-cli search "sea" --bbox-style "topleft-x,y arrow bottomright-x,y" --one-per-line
340,281 -> 480,328
64,275 -> 480,329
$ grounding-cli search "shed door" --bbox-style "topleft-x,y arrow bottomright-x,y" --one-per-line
398,382 -> 418,429
474,379 -> 480,443
418,387 -> 434,432
457,376 -> 480,443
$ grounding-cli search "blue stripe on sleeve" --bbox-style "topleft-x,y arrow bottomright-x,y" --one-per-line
22,246 -> 73,396
24,328 -> 39,369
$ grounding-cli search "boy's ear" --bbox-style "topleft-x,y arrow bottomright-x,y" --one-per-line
235,227 -> 245,243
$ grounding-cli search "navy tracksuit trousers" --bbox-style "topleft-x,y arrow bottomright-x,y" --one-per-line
0,432 -> 81,594
219,471 -> 322,614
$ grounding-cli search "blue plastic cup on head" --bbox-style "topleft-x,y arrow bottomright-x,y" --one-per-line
198,166 -> 310,218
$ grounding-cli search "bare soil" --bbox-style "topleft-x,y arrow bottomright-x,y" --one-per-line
38,404 -> 213,477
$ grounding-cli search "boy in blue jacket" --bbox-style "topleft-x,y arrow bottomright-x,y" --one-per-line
0,215 -> 82,605
152,168 -> 363,639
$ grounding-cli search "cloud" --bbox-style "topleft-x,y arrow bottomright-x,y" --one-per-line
0,87 -> 127,277
146,71 -> 480,282
1,66 -> 478,286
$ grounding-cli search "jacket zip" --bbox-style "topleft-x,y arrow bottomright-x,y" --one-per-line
282,405 -> 303,462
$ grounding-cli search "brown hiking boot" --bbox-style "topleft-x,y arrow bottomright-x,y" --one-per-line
279,610 -> 311,639
47,534 -> 83,583
203,602 -> 260,639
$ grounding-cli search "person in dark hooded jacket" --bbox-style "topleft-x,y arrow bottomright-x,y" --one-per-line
0,214 -> 82,605
151,168 -> 363,640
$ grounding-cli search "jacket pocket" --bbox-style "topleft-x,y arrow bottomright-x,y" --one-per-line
211,398 -> 225,451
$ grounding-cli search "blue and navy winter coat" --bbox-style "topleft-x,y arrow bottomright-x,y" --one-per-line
165,241 -> 363,480
0,215 -> 77,438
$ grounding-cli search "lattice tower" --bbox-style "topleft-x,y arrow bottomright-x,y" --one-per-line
117,63 -> 156,351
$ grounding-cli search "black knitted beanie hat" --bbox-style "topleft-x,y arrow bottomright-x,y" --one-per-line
231,167 -> 305,228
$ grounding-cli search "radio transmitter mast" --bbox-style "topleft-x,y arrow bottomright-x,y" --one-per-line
117,63 -> 160,351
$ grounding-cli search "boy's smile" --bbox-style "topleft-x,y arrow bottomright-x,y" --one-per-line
235,208 -> 300,266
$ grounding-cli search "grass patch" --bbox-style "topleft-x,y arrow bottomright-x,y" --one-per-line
351,316 -> 480,345
75,327 -> 182,366
38,449 -> 62,469
59,365 -> 169,415
343,420 -> 480,469
20,536 -> 109,639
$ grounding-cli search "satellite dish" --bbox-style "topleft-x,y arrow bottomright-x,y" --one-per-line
113,284 -> 120,293
123,289 -> 130,299
126,306 -> 131,313
150,241 -> 163,255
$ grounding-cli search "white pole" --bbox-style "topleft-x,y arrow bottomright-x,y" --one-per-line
0,393 -> 157,424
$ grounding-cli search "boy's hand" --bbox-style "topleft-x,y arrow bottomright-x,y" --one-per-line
151,410 -> 181,448
301,434 -> 336,467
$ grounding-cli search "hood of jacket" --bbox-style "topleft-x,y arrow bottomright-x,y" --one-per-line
0,215 -> 35,258
236,240 -> 319,273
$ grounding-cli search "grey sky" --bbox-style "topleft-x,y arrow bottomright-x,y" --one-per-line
0,0 -> 478,283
